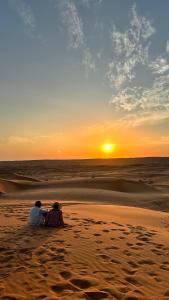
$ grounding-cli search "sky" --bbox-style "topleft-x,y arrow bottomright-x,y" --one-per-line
0,0 -> 169,160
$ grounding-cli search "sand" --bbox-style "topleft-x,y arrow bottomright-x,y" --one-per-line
0,158 -> 169,299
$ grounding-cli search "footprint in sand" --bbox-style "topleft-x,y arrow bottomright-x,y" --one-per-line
164,290 -> 169,297
70,277 -> 95,289
160,264 -> 169,271
136,235 -> 150,242
119,236 -> 125,240
73,230 -> 81,233
110,237 -> 116,241
125,276 -> 140,286
111,222 -> 124,227
127,261 -> 139,268
55,240 -> 65,243
84,290 -> 109,299
130,246 -> 140,251
151,248 -> 163,256
126,242 -> 133,246
138,259 -> 155,265
148,271 -> 158,277
122,268 -> 137,275
51,282 -> 78,293
123,250 -> 133,256
56,248 -> 67,254
105,246 -> 119,250
111,258 -> 121,264
97,254 -> 111,261
135,242 -> 145,247
95,240 -> 103,244
60,270 -> 72,279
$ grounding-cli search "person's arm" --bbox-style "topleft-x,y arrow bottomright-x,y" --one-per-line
59,210 -> 64,226
44,212 -> 49,226
40,209 -> 48,217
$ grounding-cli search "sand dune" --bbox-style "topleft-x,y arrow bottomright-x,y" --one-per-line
0,178 -> 24,193
0,178 -> 33,193
14,173 -> 41,182
0,202 -> 169,300
1,159 -> 169,299
0,177 -> 157,194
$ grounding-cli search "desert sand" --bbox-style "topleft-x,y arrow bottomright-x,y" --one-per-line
0,158 -> 169,300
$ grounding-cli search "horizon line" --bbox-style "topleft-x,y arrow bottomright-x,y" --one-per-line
0,156 -> 169,163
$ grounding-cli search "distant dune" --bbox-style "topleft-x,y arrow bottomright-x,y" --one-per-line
0,177 -> 157,193
13,173 -> 41,182
0,178 -> 33,193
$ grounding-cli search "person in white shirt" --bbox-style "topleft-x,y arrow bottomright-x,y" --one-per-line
29,201 -> 47,225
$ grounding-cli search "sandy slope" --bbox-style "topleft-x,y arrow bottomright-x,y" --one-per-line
0,201 -> 169,300
0,177 -> 157,193
0,159 -> 169,299
1,176 -> 169,212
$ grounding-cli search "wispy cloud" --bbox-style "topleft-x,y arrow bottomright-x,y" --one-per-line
6,134 -> 63,145
55,0 -> 95,75
10,0 -> 36,35
7,136 -> 35,144
80,0 -> 103,8
142,135 -> 169,146
107,4 -> 169,126
10,0 -> 44,42
58,0 -> 85,49
82,47 -> 96,75
150,56 -> 169,74
119,111 -> 169,128
107,4 -> 155,89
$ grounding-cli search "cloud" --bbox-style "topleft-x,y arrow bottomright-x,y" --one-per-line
10,0 -> 35,35
58,0 -> 85,49
107,3 -> 169,125
80,0 -> 103,7
55,0 -> 95,75
7,136 -> 35,144
150,56 -> 169,74
122,111 -> 169,128
10,0 -> 45,43
110,69 -> 169,113
82,47 -> 96,75
6,134 -> 62,145
107,4 -> 155,89
142,135 -> 169,146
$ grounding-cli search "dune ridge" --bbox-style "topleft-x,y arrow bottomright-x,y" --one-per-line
14,173 -> 41,182
0,178 -> 33,193
0,177 -> 157,194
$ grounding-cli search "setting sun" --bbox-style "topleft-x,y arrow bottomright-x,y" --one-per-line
102,143 -> 116,154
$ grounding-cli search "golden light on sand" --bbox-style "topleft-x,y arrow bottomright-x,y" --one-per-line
102,143 -> 116,153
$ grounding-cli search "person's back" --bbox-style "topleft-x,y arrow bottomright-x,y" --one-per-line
29,201 -> 45,225
45,202 -> 64,227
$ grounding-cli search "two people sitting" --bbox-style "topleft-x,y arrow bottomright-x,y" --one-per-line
29,200 -> 64,227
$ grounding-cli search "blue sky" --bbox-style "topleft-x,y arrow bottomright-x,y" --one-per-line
0,0 -> 169,159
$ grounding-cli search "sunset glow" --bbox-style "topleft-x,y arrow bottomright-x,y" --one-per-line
102,144 -> 116,154
1,1 -> 169,160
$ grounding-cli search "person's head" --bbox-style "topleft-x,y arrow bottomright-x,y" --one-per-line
52,202 -> 60,210
35,200 -> 42,208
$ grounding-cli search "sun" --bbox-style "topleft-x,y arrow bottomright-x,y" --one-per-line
102,143 -> 116,154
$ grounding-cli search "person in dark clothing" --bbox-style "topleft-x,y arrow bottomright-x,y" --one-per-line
45,202 -> 64,227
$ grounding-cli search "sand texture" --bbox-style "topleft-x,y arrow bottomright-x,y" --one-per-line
0,158 -> 169,299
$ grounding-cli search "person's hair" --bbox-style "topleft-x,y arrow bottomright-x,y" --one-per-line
52,202 -> 60,210
35,200 -> 41,208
